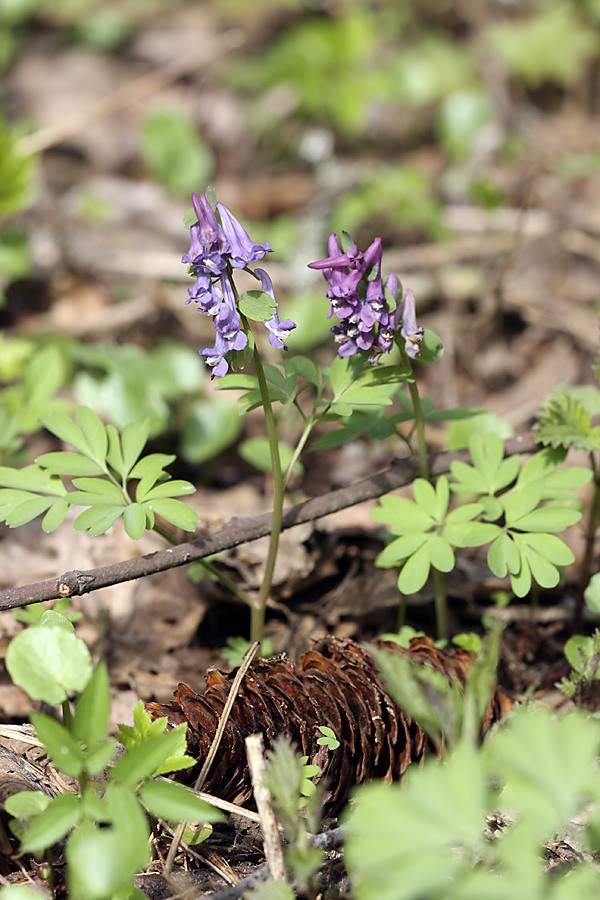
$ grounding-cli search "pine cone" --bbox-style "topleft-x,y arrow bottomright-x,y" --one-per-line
145,636 -> 510,815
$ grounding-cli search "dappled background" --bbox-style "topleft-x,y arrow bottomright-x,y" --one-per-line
2,0 -> 600,721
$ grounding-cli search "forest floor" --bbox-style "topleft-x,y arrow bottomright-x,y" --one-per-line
2,1 -> 600,895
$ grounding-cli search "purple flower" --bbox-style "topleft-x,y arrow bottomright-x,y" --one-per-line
183,190 -> 295,377
200,327 -> 248,379
311,233 -> 422,362
182,193 -> 228,276
400,288 -> 424,358
255,268 -> 296,349
217,203 -> 272,269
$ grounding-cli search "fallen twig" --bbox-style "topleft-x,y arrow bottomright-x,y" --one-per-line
0,435 -> 535,611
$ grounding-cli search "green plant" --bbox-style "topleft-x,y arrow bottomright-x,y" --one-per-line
138,109 -> 215,197
372,433 -> 591,638
346,628 -> 600,900
2,608 -> 222,900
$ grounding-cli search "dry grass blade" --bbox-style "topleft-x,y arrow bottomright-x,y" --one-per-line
163,641 -> 260,878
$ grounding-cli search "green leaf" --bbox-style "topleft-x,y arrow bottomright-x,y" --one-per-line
564,635 -> 596,675
398,541 -> 432,594
317,725 -> 340,750
487,533 -> 520,578
21,791 -> 81,854
585,573 -> 600,614
509,555 -> 532,598
139,108 -> 214,196
238,289 -> 276,322
139,778 -> 224,824
345,743 -> 487,900
372,496 -> 433,533
129,453 -> 175,480
137,479 -> 195,501
4,790 -> 50,818
0,464 -> 65,493
142,497 -> 198,532
413,477 -> 444,519
180,397 -> 242,465
486,4 -> 598,89
43,411 -> 89,455
6,495 -> 54,527
38,610 -> 74,632
486,706 -> 600,837
534,393 -> 597,451
283,355 -> 321,389
123,503 -> 147,540
452,632 -> 482,654
76,406 -> 107,463
6,626 -> 92,705
86,739 -> 117,776
428,534 -> 455,572
375,533 -> 429,568
517,446 -> 567,486
238,436 -> 300,475
30,713 -> 83,778
66,784 -> 150,900
72,506 -> 124,536
502,480 -> 544,525
70,478 -> 124,502
111,729 -> 190,786
35,452 -> 105,476
74,662 -> 111,746
42,498 -> 70,533
512,505 -> 582,532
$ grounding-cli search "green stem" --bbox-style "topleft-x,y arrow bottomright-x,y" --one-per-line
400,348 -> 429,481
62,698 -> 74,731
580,452 -> 600,592
283,411 -> 318,489
251,345 -> 284,644
432,567 -> 448,642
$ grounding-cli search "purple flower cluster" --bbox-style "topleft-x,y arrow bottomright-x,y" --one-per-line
308,234 -> 423,361
183,193 -> 296,378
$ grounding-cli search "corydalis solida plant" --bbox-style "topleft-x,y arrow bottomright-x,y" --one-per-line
182,193 -> 427,641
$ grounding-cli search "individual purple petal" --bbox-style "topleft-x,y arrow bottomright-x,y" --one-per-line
200,328 -> 247,379
254,268 -> 297,349
182,193 -> 228,275
215,274 -> 242,337
400,288 -> 424,358
187,273 -> 221,315
308,233 -> 363,271
217,203 -> 272,268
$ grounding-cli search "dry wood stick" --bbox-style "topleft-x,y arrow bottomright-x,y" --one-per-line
0,435 -> 535,611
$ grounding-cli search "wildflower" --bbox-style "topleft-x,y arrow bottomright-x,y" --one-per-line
184,191 -> 296,378
217,203 -> 272,268
200,329 -> 247,379
182,193 -> 228,275
310,233 -> 421,363
255,268 -> 296,349
400,288 -> 424,358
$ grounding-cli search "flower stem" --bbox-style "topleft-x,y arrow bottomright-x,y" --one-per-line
432,567 -> 448,642
580,453 -> 600,593
251,345 -> 285,644
400,349 -> 429,481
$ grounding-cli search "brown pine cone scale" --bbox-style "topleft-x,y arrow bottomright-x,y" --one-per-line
145,635 -> 510,815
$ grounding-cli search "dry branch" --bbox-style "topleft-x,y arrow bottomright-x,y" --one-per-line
0,435 -> 535,611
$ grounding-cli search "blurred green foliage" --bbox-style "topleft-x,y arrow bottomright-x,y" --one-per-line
138,109 -> 215,197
